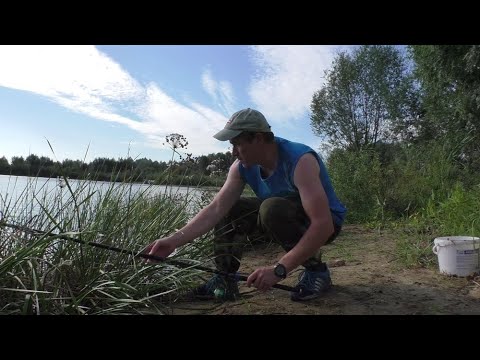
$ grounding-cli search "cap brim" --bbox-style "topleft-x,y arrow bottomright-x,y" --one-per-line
213,128 -> 243,141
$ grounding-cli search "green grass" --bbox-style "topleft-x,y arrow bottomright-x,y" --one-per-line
394,234 -> 437,269
323,238 -> 356,263
0,174 -> 216,315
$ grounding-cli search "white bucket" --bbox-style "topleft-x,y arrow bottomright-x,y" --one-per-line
432,236 -> 480,277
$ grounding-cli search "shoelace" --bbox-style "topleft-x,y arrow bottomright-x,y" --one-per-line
298,270 -> 328,290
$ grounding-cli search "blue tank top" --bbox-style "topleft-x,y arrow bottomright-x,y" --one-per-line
238,137 -> 346,226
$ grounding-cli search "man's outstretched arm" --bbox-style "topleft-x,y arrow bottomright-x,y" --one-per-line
144,160 -> 245,258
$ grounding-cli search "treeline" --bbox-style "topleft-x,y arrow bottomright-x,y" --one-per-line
0,150 -> 232,187
311,45 -> 480,234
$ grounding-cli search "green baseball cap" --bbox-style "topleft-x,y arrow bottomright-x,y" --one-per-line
213,108 -> 271,141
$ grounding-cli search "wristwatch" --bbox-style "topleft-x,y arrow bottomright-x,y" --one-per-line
273,263 -> 287,279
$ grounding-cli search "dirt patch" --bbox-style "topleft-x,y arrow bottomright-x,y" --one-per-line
168,225 -> 480,315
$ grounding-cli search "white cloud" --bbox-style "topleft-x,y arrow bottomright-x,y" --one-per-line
248,45 -> 351,126
218,81 -> 235,115
201,68 -> 236,116
136,83 -> 230,155
0,45 -> 230,158
202,69 -> 217,99
0,45 -> 146,131
0,46 -> 143,103
0,45 -> 354,161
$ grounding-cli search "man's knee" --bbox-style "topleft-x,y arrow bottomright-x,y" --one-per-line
258,197 -> 292,227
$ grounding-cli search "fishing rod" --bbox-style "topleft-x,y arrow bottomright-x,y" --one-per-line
0,217 -> 297,293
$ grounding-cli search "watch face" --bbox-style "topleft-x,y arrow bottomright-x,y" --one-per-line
275,264 -> 286,278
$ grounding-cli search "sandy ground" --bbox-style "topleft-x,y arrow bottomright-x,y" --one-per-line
167,225 -> 480,315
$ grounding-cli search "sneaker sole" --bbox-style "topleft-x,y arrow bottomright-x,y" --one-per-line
290,293 -> 323,301
290,285 -> 332,301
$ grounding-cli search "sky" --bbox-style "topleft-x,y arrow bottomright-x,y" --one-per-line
0,45 -> 353,164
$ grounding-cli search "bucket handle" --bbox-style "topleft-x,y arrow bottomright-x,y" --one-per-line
432,239 -> 455,254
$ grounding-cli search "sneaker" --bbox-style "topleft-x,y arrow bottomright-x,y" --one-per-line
290,267 -> 332,301
191,274 -> 240,301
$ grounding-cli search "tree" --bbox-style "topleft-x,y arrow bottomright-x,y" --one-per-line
411,45 -> 480,131
410,45 -> 480,170
11,156 -> 28,175
310,45 -> 420,151
62,159 -> 84,178
197,155 -> 209,174
25,154 -> 42,175
0,156 -> 10,174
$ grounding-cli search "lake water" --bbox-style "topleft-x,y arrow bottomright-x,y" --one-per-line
0,175 -> 213,223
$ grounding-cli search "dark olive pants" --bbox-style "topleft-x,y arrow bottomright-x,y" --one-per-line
213,196 -> 341,273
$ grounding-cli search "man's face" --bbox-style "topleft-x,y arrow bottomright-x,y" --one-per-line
230,133 -> 259,167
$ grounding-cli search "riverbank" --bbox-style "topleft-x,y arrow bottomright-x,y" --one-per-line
168,224 -> 480,315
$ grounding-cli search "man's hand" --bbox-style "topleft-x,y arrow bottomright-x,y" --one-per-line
141,237 -> 176,262
246,266 -> 282,291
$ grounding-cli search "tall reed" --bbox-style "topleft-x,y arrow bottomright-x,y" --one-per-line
0,174 -> 215,314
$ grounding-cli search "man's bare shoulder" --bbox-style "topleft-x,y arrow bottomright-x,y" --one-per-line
296,152 -> 320,171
